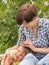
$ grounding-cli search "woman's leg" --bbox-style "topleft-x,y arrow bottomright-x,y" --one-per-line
37,53 -> 49,65
19,53 -> 39,65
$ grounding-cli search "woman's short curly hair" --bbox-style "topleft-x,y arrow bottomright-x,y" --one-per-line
16,4 -> 37,25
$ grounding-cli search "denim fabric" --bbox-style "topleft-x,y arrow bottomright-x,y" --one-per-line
37,54 -> 49,65
19,53 -> 49,65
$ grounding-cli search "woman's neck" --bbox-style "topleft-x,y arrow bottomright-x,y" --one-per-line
32,19 -> 39,38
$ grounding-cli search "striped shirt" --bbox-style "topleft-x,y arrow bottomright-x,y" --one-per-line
17,18 -> 49,60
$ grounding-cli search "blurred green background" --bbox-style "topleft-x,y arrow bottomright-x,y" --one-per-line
0,0 -> 49,54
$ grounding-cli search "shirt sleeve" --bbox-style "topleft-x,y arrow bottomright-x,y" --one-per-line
16,25 -> 26,46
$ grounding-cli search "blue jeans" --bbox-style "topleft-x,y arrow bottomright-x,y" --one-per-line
19,53 -> 49,65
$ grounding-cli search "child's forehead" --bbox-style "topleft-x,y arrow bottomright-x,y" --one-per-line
18,46 -> 24,50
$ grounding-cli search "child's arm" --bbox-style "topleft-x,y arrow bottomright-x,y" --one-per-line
4,54 -> 13,65
1,45 -> 19,65
1,54 -> 11,65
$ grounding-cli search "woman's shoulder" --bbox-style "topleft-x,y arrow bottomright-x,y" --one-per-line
39,18 -> 49,26
19,24 -> 24,30
40,18 -> 49,23
19,24 -> 28,32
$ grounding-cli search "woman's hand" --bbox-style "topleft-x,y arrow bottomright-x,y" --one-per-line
23,40 -> 36,52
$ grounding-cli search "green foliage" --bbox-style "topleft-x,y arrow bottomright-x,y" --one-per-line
0,0 -> 49,53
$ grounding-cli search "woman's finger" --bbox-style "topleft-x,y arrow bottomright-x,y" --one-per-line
24,44 -> 30,48
23,42 -> 29,45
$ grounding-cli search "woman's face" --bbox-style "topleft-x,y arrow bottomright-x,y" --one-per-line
23,20 -> 35,29
15,46 -> 25,61
23,17 -> 38,29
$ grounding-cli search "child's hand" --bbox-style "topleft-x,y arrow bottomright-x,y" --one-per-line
4,54 -> 13,65
1,49 -> 10,65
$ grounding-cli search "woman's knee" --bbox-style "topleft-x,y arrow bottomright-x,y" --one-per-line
36,53 -> 49,65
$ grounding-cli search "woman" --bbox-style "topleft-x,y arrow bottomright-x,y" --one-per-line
3,4 -> 49,65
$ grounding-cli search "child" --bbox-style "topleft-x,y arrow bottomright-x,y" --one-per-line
1,44 -> 33,65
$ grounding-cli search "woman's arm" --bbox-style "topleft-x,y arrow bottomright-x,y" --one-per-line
23,40 -> 49,54
34,47 -> 49,54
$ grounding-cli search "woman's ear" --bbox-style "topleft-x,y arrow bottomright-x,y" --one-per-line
33,16 -> 37,21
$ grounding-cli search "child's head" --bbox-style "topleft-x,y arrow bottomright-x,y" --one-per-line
10,44 -> 32,61
14,45 -> 26,61
14,44 -> 33,61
